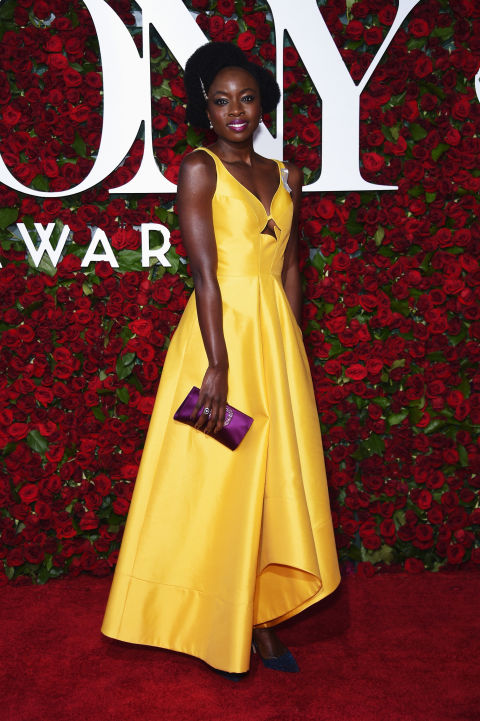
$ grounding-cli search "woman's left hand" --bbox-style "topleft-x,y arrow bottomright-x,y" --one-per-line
191,364 -> 228,435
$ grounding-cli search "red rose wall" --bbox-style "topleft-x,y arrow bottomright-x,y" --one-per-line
0,0 -> 479,583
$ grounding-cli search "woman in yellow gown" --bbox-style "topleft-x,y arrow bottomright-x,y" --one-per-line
101,42 -> 341,675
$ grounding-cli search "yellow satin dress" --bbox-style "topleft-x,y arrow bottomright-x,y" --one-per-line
101,147 -> 341,673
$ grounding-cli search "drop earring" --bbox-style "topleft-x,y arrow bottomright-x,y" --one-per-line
259,114 -> 263,124
209,120 -> 213,129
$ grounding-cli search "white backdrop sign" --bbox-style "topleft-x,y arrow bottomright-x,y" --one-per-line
0,0 -> 422,198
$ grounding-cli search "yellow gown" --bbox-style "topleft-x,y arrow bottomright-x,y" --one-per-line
101,147 -> 341,673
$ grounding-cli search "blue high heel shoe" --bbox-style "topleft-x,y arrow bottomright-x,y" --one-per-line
251,640 -> 300,673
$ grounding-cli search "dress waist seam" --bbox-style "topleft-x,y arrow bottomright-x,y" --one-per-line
217,273 -> 282,279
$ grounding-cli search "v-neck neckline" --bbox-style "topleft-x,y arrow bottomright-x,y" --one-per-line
205,149 -> 282,218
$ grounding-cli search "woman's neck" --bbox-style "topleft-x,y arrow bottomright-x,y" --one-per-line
212,138 -> 256,166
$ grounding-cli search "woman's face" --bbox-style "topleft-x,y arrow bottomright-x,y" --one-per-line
206,66 -> 262,141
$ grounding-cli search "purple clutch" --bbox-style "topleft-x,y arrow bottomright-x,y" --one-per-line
173,386 -> 253,451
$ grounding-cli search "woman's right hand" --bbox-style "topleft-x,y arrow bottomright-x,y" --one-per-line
191,364 -> 228,435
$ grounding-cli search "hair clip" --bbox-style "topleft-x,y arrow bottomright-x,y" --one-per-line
199,77 -> 208,102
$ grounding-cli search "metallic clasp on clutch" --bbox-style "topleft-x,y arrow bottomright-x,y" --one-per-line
223,406 -> 234,427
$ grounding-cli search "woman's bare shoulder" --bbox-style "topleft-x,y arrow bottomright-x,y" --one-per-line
178,149 -> 217,193
283,160 -> 303,189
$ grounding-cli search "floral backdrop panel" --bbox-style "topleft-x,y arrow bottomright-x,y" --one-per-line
0,0 -> 479,583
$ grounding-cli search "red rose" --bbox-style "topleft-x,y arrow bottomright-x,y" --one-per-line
451,98 -> 470,121
362,153 -> 384,172
9,423 -> 29,440
314,198 -> 335,219
24,544 -> 45,565
404,558 -> 424,573
416,489 -> 432,510
130,319 -> 154,337
413,524 -> 434,549
409,18 -> 430,37
64,36 -> 84,56
19,483 -> 39,504
33,1 -> 50,19
45,36 -> 63,53
364,27 -> 383,45
345,20 -> 364,40
366,358 -> 383,375
284,47 -> 299,67
170,78 -> 186,99
224,19 -> 238,41
414,57 -> 433,78
111,228 -> 139,250
3,106 -> 22,127
6,548 -> 24,567
113,497 -> 131,515
79,511 -> 99,531
356,562 -> 375,578
217,0 -> 234,16
378,5 -> 396,25
345,364 -> 367,381
237,31 -> 256,52
379,519 -> 396,539
446,544 -> 466,564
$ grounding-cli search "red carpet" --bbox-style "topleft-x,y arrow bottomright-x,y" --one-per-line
1,571 -> 478,721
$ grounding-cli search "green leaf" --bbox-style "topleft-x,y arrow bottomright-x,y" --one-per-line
92,407 -> 106,422
116,249 -> 143,272
408,184 -> 423,198
26,429 -> 48,454
116,387 -> 130,404
408,406 -> 423,425
407,38 -> 427,50
116,352 -> 136,380
72,132 -> 87,158
0,207 -> 18,229
450,327 -> 467,346
377,246 -> 394,257
457,377 -> 470,398
362,544 -> 396,565
420,252 -> 433,271
372,397 -> 390,409
0,0 -> 15,20
5,565 -> 15,580
27,251 -> 57,277
31,175 -> 50,192
431,143 -> 449,162
381,124 -> 395,142
388,410 -> 409,426
165,246 -> 180,273
346,215 -> 363,235
409,123 -> 428,141
364,433 -> 385,455
431,26 -> 453,41
186,126 -> 201,147
424,418 -> 446,434
458,445 -> 469,467
374,227 -> 385,246
425,192 -> 436,203
311,252 -> 325,272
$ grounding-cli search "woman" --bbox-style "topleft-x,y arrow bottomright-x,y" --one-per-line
101,41 -> 341,677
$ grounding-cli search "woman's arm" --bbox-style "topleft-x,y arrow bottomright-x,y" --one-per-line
281,162 -> 303,326
176,151 -> 228,435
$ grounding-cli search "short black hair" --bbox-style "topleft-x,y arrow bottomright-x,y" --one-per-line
184,41 -> 280,129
